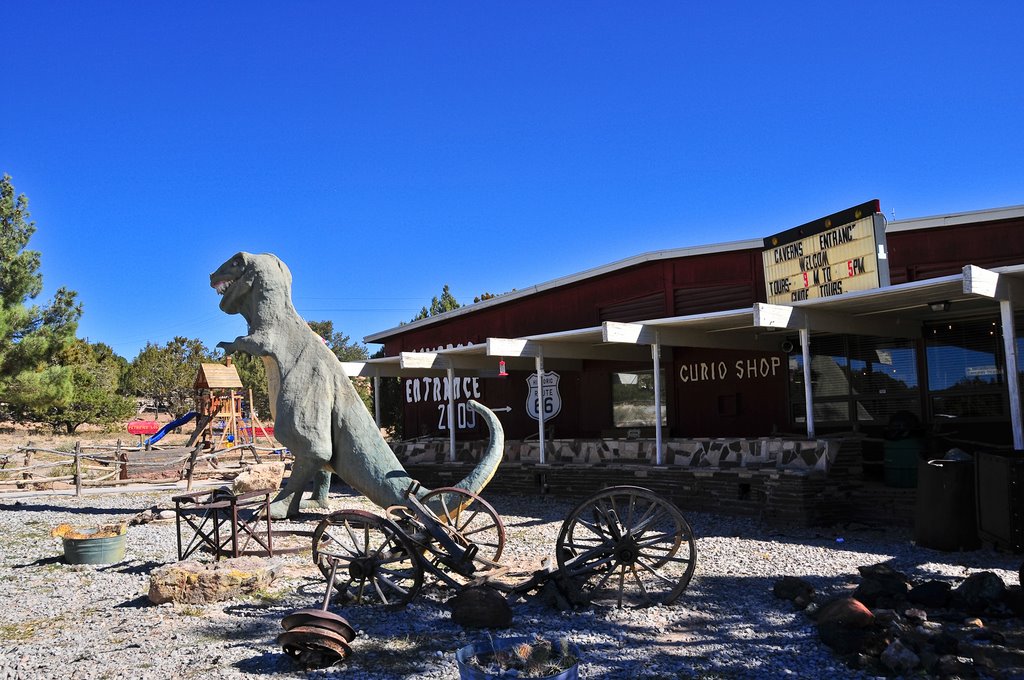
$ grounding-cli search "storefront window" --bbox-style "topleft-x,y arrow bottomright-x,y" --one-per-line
789,335 -> 919,426
926,318 -> 1004,421
611,370 -> 666,427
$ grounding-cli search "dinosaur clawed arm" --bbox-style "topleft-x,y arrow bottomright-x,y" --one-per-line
217,334 -> 267,357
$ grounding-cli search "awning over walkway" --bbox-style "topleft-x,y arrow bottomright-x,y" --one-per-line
347,264 -> 1024,459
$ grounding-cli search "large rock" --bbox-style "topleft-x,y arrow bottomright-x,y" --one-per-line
854,563 -> 910,607
815,598 -> 877,656
148,557 -> 284,604
816,597 -> 875,628
908,580 -> 951,608
448,586 -> 513,629
232,462 -> 285,495
951,571 -> 1006,614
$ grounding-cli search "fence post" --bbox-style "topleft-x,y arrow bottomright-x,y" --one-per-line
186,447 -> 199,491
21,442 -> 33,489
74,441 -> 83,497
116,438 -> 127,480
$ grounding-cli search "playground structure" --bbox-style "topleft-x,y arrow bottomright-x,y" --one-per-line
193,361 -> 276,449
122,361 -> 276,449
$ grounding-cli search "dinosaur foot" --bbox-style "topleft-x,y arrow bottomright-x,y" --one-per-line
300,498 -> 331,510
269,499 -> 295,520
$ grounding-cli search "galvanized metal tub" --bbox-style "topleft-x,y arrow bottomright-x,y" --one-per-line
62,529 -> 127,564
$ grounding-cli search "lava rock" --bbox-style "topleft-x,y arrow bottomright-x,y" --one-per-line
952,571 -> 1007,614
908,580 -> 951,608
1006,585 -> 1024,616
818,621 -> 872,655
880,639 -> 920,674
854,563 -> 910,607
772,576 -> 815,609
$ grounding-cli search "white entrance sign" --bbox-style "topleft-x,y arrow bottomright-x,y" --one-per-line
762,200 -> 890,304
526,372 -> 562,421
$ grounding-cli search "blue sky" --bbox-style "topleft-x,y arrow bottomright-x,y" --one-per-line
3,2 -> 1023,360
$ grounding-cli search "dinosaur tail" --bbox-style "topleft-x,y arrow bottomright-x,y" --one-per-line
450,399 -> 504,497
411,399 -> 504,517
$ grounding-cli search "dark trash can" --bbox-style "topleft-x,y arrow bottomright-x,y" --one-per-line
884,437 -> 925,488
975,450 -> 1024,553
914,458 -> 980,551
883,411 -> 925,488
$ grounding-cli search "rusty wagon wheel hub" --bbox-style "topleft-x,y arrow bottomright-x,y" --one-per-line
348,556 -> 378,580
615,535 -> 640,565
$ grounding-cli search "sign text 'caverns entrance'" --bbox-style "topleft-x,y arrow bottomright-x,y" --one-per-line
762,200 -> 890,304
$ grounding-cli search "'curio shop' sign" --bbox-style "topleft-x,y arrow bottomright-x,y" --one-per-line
679,356 -> 782,383
762,200 -> 890,304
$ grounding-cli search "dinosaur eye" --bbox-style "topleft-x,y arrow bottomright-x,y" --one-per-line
233,258 -> 242,267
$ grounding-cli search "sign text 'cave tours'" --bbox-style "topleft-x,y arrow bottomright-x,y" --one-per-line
762,200 -> 890,304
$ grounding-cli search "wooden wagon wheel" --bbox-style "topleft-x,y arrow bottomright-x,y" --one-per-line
555,486 -> 696,607
311,509 -> 424,608
418,486 -> 506,567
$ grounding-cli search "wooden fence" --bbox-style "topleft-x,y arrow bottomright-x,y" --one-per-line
0,441 -> 290,496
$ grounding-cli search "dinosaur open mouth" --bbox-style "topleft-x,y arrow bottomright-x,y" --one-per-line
212,277 -> 236,295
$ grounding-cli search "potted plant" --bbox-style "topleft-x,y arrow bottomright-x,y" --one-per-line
456,635 -> 579,680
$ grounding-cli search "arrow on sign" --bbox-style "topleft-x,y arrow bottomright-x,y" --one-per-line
491,406 -> 512,413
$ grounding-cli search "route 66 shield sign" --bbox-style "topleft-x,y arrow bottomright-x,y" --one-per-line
526,372 -> 561,421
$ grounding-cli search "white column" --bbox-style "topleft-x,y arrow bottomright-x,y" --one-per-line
800,328 -> 815,438
536,351 -> 546,464
1000,300 -> 1024,450
447,366 -> 457,462
373,375 -> 381,427
652,339 -> 664,465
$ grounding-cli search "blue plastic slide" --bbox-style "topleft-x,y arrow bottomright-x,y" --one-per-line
145,411 -> 198,446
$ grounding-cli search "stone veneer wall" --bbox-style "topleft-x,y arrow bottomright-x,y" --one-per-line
391,436 -> 914,527
394,436 -> 840,471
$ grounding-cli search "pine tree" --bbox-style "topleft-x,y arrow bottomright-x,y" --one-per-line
0,174 -> 82,420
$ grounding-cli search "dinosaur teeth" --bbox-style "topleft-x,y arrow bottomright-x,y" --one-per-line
214,280 -> 233,295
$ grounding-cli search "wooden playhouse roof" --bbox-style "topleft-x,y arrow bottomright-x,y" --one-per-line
194,363 -> 243,390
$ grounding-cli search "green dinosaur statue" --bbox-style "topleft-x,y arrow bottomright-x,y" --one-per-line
210,252 -> 504,519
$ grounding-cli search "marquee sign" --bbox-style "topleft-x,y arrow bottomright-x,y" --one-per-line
762,200 -> 890,304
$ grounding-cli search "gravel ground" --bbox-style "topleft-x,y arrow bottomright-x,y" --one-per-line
0,483 -> 1020,680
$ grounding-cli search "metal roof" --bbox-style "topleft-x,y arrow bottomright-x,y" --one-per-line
344,263 -> 1024,379
364,203 -> 1024,344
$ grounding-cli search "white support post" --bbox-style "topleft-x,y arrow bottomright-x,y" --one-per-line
651,339 -> 664,465
447,366 -> 457,462
536,351 -> 546,464
1000,300 -> 1024,450
800,328 -> 815,438
373,375 -> 381,428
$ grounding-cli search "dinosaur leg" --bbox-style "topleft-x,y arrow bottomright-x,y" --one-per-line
270,454 -> 322,519
300,469 -> 332,509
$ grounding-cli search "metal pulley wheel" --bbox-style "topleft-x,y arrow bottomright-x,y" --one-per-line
279,555 -> 356,668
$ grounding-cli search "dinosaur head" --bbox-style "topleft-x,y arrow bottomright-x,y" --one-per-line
210,252 -> 293,316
